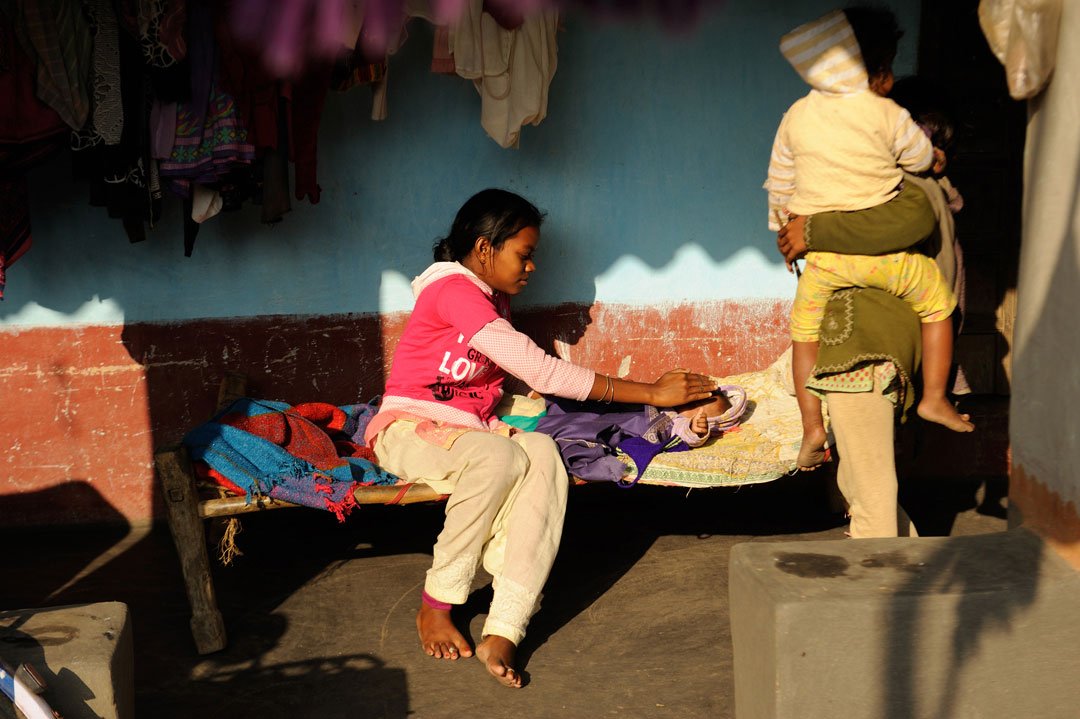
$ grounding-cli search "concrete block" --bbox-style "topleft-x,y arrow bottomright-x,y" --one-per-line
0,602 -> 133,719
729,528 -> 1080,719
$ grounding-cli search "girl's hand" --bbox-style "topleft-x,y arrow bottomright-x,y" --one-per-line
932,147 -> 947,175
690,407 -> 709,438
650,370 -> 716,407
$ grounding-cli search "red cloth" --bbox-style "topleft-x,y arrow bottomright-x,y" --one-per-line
201,401 -> 379,495
218,404 -> 344,471
195,462 -> 246,496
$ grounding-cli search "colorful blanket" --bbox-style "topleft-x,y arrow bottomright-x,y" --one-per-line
183,398 -> 397,520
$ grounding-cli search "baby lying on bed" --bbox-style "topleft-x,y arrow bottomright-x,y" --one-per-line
534,384 -> 749,485
666,386 -> 748,447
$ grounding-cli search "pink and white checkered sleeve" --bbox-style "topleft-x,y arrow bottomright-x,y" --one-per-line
470,318 -> 595,401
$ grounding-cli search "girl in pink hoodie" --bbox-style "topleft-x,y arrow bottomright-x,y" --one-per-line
366,189 -> 716,687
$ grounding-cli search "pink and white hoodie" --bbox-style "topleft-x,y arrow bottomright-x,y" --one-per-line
366,262 -> 594,444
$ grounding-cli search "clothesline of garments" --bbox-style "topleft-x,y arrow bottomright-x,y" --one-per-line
0,0 -> 559,299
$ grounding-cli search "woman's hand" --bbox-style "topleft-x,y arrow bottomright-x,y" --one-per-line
776,214 -> 808,270
649,370 -> 717,407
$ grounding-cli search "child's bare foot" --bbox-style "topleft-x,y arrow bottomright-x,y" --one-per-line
416,601 -> 472,660
918,397 -> 975,432
796,425 -> 829,470
476,635 -> 522,688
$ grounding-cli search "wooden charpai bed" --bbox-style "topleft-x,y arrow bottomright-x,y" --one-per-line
155,352 -> 805,654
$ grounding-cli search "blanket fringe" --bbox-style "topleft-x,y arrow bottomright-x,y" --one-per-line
217,517 -> 244,566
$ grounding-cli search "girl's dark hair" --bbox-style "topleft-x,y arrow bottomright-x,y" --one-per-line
433,189 -> 544,262
844,6 -> 903,78
890,76 -> 958,154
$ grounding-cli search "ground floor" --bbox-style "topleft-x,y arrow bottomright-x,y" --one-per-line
1,471 -> 1006,718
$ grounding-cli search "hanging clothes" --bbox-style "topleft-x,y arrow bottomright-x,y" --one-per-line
431,24 -> 455,74
449,0 -> 559,148
0,9 -> 69,299
154,0 -> 255,253
215,1 -> 332,205
135,0 -> 188,71
9,0 -> 92,132
61,0 -> 163,244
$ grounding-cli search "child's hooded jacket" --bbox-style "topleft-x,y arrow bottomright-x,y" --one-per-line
763,9 -> 933,229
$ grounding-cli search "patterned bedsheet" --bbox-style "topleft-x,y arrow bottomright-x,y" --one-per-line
508,348 -> 830,489
623,348 -> 809,487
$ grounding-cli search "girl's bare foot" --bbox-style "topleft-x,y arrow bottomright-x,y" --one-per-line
918,397 -> 975,432
416,602 -> 472,660
476,635 -> 522,688
796,424 -> 829,470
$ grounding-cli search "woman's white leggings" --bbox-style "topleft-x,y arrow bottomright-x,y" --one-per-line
827,390 -> 918,538
373,422 -> 569,645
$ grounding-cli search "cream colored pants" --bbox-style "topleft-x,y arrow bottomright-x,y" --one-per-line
826,391 -> 918,538
372,421 -> 569,645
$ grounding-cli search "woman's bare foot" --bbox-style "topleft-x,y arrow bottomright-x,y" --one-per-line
416,601 -> 472,660
796,424 -> 829,470
918,397 -> 975,432
476,635 -> 522,688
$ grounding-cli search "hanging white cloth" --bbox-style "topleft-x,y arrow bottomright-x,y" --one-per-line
191,184 -> 223,223
979,0 -> 1063,99
450,1 -> 559,148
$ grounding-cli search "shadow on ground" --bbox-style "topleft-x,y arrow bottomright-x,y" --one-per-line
2,463 -> 1008,718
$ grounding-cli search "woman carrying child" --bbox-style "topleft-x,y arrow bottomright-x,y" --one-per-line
364,189 -> 716,687
764,6 -> 974,471
775,75 -> 969,537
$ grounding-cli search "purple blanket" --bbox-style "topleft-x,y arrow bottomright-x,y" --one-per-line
534,398 -> 689,487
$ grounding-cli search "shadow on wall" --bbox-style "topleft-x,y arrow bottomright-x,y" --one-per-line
0,481 -> 128,542
2,4 -> 920,528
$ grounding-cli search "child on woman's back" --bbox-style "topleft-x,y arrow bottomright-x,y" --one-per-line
763,6 -> 974,470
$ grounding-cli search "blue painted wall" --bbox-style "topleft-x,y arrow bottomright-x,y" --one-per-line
1,0 -> 920,326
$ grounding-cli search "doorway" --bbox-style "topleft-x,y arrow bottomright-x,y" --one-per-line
917,0 -> 1026,395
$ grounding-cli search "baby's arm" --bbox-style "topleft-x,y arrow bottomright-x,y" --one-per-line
671,412 -> 708,448
893,108 -> 934,174
802,182 -> 936,255
689,407 -> 708,437
764,117 -> 796,231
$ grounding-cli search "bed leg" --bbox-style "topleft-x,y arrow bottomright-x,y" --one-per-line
155,446 -> 227,654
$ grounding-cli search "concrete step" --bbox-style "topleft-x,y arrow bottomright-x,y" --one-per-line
730,528 -> 1080,719
0,602 -> 133,719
